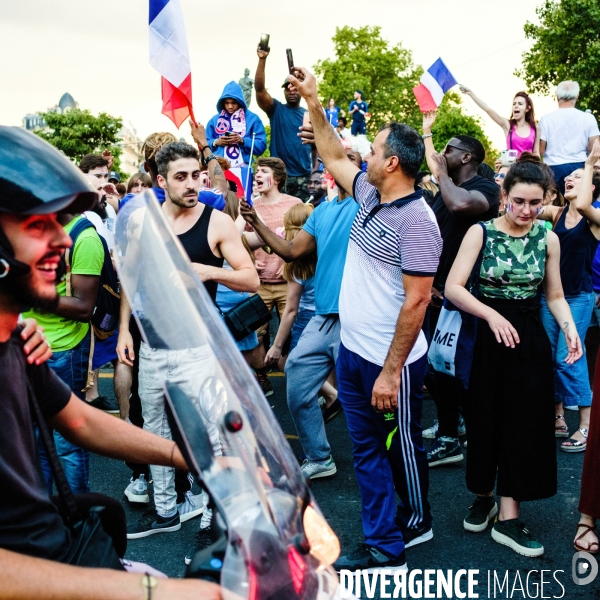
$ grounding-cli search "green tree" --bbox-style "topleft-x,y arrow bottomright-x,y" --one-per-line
314,26 -> 420,136
314,26 -> 497,165
516,0 -> 600,113
35,109 -> 124,173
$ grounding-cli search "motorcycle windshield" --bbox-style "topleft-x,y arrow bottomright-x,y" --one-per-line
115,191 -> 339,600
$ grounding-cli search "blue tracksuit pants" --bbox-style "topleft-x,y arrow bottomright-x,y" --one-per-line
336,343 -> 431,558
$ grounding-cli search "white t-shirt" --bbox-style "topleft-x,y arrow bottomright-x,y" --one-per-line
338,173 -> 442,367
539,108 -> 600,165
83,204 -> 116,255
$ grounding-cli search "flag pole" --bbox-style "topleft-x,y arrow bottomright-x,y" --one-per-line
244,132 -> 257,198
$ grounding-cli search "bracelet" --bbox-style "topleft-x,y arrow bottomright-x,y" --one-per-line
204,153 -> 218,164
199,145 -> 210,153
142,573 -> 158,600
422,133 -> 432,139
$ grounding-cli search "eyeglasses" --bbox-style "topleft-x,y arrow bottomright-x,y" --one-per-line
508,196 -> 543,209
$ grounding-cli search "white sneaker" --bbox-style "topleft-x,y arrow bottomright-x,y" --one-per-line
124,475 -> 149,504
301,456 -> 337,480
422,421 -> 439,439
177,491 -> 204,523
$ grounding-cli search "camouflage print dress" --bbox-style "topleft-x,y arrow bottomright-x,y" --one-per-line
464,218 -> 556,502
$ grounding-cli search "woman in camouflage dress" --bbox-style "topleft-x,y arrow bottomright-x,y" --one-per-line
445,161 -> 583,558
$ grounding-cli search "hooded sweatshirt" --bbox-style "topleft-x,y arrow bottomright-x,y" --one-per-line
206,82 -> 267,167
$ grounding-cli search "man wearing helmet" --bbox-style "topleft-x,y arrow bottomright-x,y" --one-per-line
0,127 -> 221,599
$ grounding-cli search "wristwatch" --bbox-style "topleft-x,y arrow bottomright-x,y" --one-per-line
142,574 -> 158,600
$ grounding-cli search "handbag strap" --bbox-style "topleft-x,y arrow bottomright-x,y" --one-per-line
467,222 -> 488,296
26,375 -> 82,527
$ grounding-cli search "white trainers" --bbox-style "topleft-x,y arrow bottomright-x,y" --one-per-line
177,491 -> 204,523
422,421 -> 439,439
301,456 -> 337,480
124,475 -> 149,504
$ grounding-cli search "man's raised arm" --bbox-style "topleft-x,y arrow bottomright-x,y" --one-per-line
288,68 -> 359,195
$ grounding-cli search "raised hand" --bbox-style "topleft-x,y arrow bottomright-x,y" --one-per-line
287,67 -> 318,102
189,120 -> 207,146
586,139 -> 600,167
422,110 -> 437,134
256,44 -> 270,60
459,84 -> 472,95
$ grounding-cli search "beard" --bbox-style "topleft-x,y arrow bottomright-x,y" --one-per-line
168,188 -> 198,208
0,272 -> 59,314
92,196 -> 108,220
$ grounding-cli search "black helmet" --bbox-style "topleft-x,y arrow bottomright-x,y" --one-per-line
0,127 -> 97,279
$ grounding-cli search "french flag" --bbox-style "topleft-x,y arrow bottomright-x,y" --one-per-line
413,58 -> 457,112
149,0 -> 195,128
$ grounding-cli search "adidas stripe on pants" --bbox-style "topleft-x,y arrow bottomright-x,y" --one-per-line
336,343 -> 431,558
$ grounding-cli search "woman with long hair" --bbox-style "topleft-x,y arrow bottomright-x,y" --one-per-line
126,172 -> 152,195
445,160 -> 582,556
459,87 -> 539,156
536,142 -> 600,453
264,203 -> 317,371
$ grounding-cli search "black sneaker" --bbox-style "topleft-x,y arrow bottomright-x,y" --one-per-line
88,395 -> 120,415
127,509 -> 181,539
257,374 -> 273,397
427,436 -> 463,467
491,519 -> 544,557
402,523 -> 434,549
333,543 -> 407,574
322,399 -> 343,424
463,496 -> 498,532
184,526 -> 213,565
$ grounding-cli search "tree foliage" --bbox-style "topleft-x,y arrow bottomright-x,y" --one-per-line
35,109 -> 124,172
516,0 -> 600,114
314,26 -> 497,165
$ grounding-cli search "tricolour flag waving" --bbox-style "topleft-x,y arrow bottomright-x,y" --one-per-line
412,58 -> 457,113
149,0 -> 195,128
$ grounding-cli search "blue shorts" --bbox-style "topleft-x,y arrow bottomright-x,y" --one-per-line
92,328 -> 118,370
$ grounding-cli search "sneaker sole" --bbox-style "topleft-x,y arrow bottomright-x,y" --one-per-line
179,507 -> 204,523
422,431 -> 437,439
491,527 -> 544,557
184,556 -> 192,566
124,490 -> 150,503
464,503 -> 498,533
263,389 -> 274,397
127,522 -> 181,539
404,528 -> 434,549
428,453 -> 464,468
305,466 -> 337,480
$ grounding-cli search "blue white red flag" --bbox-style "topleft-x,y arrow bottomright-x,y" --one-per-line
413,58 -> 457,112
149,0 -> 195,128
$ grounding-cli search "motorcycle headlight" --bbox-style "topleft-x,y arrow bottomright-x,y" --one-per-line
303,505 -> 340,566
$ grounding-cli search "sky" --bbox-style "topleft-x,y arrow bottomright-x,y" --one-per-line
0,0 -> 558,152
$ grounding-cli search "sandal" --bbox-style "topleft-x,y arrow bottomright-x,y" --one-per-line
555,414 -> 569,438
574,523 -> 599,554
561,428 -> 588,453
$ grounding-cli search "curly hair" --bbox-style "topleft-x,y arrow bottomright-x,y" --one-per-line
142,132 -> 178,177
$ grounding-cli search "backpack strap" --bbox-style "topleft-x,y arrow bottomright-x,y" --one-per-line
64,217 -> 97,393
26,372 -> 82,527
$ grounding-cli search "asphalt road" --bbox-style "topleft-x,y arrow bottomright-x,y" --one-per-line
97,371 -> 599,599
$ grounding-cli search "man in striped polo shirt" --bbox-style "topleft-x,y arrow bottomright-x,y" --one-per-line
289,68 -> 442,572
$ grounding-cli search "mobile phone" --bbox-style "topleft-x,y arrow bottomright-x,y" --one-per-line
286,48 -> 295,75
500,149 -> 518,165
259,33 -> 270,51
224,131 -> 232,137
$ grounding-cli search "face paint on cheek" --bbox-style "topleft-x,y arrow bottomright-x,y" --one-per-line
267,175 -> 272,189
535,207 -> 541,215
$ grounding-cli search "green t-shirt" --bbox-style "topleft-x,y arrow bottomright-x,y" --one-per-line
24,216 -> 104,352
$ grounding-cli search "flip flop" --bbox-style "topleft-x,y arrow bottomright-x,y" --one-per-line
561,428 -> 588,453
574,523 -> 599,554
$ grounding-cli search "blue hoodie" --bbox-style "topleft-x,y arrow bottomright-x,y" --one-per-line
206,82 -> 267,165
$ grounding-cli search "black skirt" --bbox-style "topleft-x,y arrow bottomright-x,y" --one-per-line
464,296 -> 557,502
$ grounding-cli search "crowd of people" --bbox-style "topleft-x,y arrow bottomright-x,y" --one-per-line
1,40 -> 600,598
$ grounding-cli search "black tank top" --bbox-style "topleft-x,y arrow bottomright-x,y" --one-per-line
554,206 -> 598,295
178,206 -> 224,302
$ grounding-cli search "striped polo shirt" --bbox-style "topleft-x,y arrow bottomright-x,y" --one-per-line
339,172 -> 442,366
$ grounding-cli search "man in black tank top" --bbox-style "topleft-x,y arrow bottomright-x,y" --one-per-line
124,142 -> 259,540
